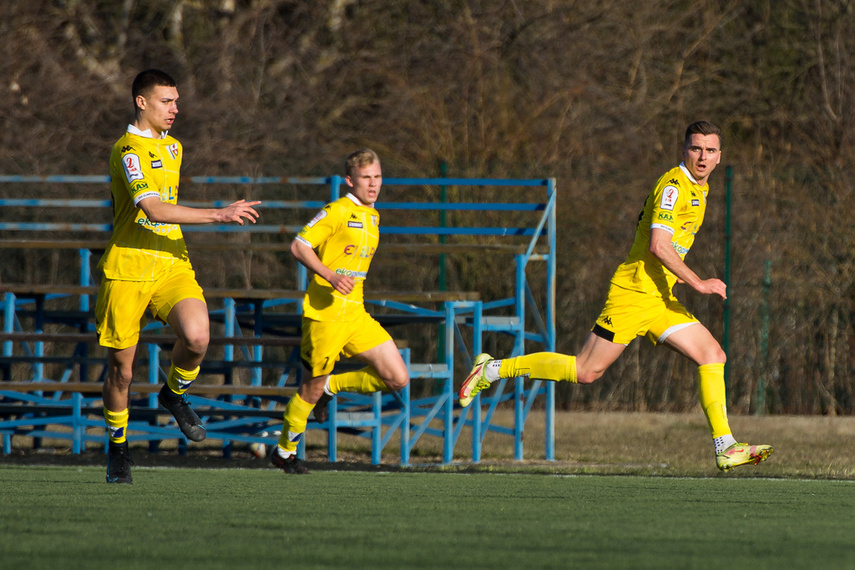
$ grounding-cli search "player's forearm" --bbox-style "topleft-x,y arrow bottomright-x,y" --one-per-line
290,240 -> 336,283
649,230 -> 702,289
139,199 -> 220,225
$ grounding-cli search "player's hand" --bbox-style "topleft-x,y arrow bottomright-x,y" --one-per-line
328,273 -> 354,295
217,199 -> 261,225
695,278 -> 727,300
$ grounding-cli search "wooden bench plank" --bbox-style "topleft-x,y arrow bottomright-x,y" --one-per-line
0,284 -> 480,303
0,239 -> 547,255
0,332 -> 300,346
0,381 -> 294,397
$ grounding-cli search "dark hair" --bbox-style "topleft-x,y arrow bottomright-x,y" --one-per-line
132,69 -> 177,111
684,121 -> 722,148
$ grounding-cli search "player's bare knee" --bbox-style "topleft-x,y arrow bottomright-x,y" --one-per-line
179,328 -> 209,357
576,368 -> 604,385
106,366 -> 134,391
384,372 -> 409,391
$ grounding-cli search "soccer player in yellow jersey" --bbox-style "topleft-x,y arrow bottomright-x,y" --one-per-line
460,121 -> 773,472
270,149 -> 409,474
98,69 -> 261,484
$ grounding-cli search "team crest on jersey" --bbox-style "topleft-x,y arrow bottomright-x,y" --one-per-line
123,153 -> 144,183
306,209 -> 328,228
371,215 -> 378,227
660,185 -> 678,211
167,143 -> 179,160
347,221 -> 363,228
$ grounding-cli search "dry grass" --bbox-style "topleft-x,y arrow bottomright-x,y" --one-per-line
307,410 -> 855,479
8,410 -> 855,480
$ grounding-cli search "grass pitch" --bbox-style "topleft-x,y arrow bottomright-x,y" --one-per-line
1,466 -> 854,569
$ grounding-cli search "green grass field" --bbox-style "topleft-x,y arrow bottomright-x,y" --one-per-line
2,465 -> 854,569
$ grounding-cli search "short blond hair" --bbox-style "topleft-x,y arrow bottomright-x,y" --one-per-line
345,149 -> 380,178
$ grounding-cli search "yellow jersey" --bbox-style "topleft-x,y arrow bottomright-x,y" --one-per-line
611,163 -> 709,296
98,126 -> 190,281
297,194 -> 380,322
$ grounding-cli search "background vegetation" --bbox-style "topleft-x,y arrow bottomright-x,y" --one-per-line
2,0 -> 854,415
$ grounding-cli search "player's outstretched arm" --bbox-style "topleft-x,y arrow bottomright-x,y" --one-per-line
138,197 -> 261,225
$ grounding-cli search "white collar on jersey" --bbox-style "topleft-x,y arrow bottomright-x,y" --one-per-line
345,192 -> 376,208
127,124 -> 169,139
678,162 -> 699,185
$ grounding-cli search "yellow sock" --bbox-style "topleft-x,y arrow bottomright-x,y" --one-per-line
698,363 -> 731,438
328,367 -> 388,394
166,363 -> 200,395
103,407 -> 129,444
277,393 -> 315,455
498,352 -> 577,382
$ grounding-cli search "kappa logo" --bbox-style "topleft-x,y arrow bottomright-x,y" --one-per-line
668,178 -> 679,186
149,151 -> 157,158
602,316 -> 613,326
121,146 -> 133,153
350,214 -> 359,220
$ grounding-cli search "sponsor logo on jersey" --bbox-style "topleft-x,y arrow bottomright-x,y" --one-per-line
335,268 -> 368,279
343,245 -> 376,258
691,199 -> 699,206
660,185 -> 678,211
135,217 -> 178,235
672,243 -> 690,256
305,209 -> 328,228
151,160 -> 163,169
347,221 -> 363,228
657,212 -> 673,222
123,153 -> 144,183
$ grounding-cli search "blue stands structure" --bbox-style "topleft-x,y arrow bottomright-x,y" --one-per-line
0,173 -> 556,464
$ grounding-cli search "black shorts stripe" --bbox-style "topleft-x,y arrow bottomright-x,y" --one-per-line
592,323 -> 615,342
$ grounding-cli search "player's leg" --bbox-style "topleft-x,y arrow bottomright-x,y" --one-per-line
96,278 -> 149,484
152,270 -> 209,442
458,335 -> 626,407
326,315 -> 408,395
661,319 -> 772,471
103,346 -> 137,484
272,318 -> 343,474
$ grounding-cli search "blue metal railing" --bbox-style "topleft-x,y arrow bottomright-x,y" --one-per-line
1,174 -> 556,463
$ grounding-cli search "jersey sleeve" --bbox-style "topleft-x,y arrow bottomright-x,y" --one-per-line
116,146 -> 161,206
648,180 -> 683,235
297,202 -> 341,249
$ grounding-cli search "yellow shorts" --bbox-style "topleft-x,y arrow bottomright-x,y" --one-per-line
95,264 -> 206,350
592,282 -> 699,346
301,312 -> 392,377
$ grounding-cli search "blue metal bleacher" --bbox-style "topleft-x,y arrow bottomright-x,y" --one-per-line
0,173 -> 556,464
